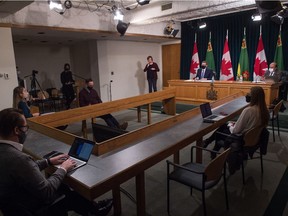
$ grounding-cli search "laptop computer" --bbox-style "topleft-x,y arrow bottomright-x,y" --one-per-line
44,137 -> 95,172
200,102 -> 225,123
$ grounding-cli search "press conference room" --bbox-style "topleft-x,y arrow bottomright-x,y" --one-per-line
1,1 -> 288,216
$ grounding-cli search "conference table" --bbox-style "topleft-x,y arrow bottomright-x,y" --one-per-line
24,95 -> 248,216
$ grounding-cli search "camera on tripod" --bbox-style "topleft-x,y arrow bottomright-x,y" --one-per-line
32,70 -> 38,76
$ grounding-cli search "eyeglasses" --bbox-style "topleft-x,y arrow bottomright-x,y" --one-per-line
18,125 -> 29,132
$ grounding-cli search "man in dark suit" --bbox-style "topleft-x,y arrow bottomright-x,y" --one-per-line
195,61 -> 213,80
263,62 -> 282,83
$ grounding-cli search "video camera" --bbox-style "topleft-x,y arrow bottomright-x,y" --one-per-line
32,70 -> 38,76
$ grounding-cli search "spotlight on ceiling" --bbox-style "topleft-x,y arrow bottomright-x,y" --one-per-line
117,21 -> 130,36
198,21 -> 207,29
251,13 -> 262,21
48,0 -> 63,10
271,6 -> 288,25
64,0 -> 72,9
137,0 -> 150,6
114,9 -> 124,21
163,21 -> 179,37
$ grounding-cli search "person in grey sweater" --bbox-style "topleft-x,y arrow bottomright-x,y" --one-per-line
0,108 -> 113,216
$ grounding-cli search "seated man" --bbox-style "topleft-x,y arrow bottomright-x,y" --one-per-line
79,78 -> 128,130
262,62 -> 282,83
0,108 -> 113,216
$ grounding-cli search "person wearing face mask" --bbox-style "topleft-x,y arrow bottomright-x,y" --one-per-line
61,63 -> 75,110
0,108 -> 113,216
263,62 -> 282,83
79,78 -> 128,130
195,61 -> 213,80
13,86 -> 40,118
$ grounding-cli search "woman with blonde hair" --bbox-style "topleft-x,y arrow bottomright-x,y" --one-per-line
13,86 -> 39,118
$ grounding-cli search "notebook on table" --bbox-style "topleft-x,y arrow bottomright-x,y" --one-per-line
44,137 -> 95,172
200,102 -> 225,123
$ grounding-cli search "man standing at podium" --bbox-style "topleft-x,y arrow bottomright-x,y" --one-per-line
195,61 -> 213,80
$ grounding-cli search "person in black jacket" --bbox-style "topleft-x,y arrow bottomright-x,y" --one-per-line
143,56 -> 160,93
61,63 -> 75,109
195,61 -> 213,80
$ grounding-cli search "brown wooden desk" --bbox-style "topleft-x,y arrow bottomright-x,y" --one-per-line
168,79 -> 281,105
25,94 -> 248,216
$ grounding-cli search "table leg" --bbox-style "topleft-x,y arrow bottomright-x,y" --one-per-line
136,172 -> 145,216
112,186 -> 121,216
137,106 -> 141,122
147,104 -> 151,125
173,151 -> 180,164
196,139 -> 203,163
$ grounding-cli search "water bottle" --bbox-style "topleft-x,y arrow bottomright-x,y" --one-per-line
240,75 -> 243,82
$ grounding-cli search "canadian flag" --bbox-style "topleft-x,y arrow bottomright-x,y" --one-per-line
189,40 -> 199,79
220,34 -> 234,81
253,34 -> 267,81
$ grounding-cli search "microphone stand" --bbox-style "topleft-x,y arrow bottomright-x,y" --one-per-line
109,80 -> 113,101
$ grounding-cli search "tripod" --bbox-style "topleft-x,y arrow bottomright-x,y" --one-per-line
29,72 -> 46,99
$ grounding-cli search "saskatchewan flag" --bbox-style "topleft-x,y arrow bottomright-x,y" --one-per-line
205,33 -> 216,72
274,31 -> 284,71
237,32 -> 249,81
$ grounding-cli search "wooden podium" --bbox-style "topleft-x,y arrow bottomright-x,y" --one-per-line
168,80 -> 281,105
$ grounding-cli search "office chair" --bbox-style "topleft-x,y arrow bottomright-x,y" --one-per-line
167,147 -> 231,216
216,125 -> 268,184
269,99 -> 283,142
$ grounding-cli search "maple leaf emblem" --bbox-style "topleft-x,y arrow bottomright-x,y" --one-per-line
221,59 -> 232,76
207,42 -> 212,51
277,35 -> 282,47
254,58 -> 261,76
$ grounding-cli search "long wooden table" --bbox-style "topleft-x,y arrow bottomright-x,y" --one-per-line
24,93 -> 248,216
168,79 -> 281,105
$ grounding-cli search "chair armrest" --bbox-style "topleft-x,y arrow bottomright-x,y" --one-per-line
191,146 -> 220,162
166,160 -> 203,174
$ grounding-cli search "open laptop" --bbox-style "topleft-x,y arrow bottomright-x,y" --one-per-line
200,102 -> 225,123
44,137 -> 95,172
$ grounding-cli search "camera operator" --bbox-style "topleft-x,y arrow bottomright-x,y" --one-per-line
60,63 -> 75,109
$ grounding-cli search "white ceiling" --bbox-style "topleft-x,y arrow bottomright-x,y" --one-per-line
0,0 -> 268,45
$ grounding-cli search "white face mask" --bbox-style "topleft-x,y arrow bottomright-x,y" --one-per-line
269,68 -> 273,72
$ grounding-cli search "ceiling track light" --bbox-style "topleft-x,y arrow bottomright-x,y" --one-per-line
117,20 -> 130,36
137,0 -> 150,6
251,13 -> 262,21
198,21 -> 207,29
48,0 -> 63,10
271,6 -> 288,25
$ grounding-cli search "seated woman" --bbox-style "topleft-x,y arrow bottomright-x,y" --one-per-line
203,86 -> 269,158
13,86 -> 40,118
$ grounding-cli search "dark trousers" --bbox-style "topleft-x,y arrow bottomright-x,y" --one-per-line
100,114 -> 120,128
62,85 -> 75,109
147,78 -> 157,93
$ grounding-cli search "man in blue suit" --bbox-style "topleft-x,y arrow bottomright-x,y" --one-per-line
195,61 -> 213,80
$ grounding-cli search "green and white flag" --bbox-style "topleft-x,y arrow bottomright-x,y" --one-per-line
205,32 -> 216,72
274,26 -> 284,71
237,28 -> 249,81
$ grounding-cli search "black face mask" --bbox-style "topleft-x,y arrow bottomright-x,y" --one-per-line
87,86 -> 93,90
201,65 -> 206,69
65,67 -> 70,71
18,130 -> 27,144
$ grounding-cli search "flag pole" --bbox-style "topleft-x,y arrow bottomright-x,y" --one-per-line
195,33 -> 197,42
209,31 -> 211,40
244,26 -> 246,36
260,25 -> 262,36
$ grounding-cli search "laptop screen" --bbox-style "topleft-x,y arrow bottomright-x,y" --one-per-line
200,103 -> 213,118
68,137 -> 95,161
